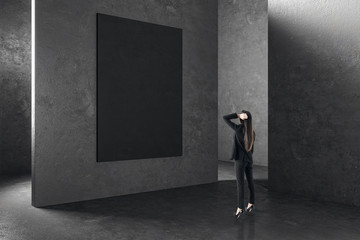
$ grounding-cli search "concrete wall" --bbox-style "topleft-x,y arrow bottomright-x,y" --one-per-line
33,0 -> 218,207
218,0 -> 268,166
0,0 -> 31,175
269,0 -> 360,206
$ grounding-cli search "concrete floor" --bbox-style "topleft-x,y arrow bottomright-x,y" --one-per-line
1,161 -> 360,240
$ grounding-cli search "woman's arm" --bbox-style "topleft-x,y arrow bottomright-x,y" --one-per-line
222,112 -> 239,131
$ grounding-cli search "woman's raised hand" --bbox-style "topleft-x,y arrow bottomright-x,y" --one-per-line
238,113 -> 248,120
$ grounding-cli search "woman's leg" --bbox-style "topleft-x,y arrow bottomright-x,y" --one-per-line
234,159 -> 245,210
245,162 -> 255,205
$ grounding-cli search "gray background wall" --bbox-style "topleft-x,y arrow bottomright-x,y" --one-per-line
33,0 -> 218,207
269,0 -> 360,207
0,0 -> 31,175
218,0 -> 268,166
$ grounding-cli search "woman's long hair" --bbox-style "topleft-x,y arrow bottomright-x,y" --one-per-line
239,110 -> 255,152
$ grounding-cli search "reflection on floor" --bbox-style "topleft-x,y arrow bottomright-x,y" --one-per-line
1,161 -> 360,240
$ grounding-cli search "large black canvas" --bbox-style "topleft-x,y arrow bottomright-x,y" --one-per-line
96,13 -> 183,162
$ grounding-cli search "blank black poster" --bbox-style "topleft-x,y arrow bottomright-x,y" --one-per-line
96,13 -> 183,162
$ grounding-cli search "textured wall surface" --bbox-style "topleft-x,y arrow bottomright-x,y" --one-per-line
0,0 -> 31,175
269,0 -> 360,206
33,0 -> 218,207
218,0 -> 268,166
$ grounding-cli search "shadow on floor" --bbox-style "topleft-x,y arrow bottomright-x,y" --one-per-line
42,180 -> 261,239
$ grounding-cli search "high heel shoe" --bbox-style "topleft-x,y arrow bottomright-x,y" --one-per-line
245,204 -> 254,213
233,209 -> 244,219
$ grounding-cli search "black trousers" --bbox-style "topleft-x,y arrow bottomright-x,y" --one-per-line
234,158 -> 255,209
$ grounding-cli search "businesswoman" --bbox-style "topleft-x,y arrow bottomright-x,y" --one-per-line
223,110 -> 255,219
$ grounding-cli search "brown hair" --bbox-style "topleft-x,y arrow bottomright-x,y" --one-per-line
239,110 -> 255,152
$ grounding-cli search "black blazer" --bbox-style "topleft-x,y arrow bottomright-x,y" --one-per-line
223,112 -> 255,162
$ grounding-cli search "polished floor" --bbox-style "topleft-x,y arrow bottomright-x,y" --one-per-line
1,161 -> 360,240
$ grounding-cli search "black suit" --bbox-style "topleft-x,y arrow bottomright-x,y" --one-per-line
222,112 -> 255,162
223,112 -> 255,209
